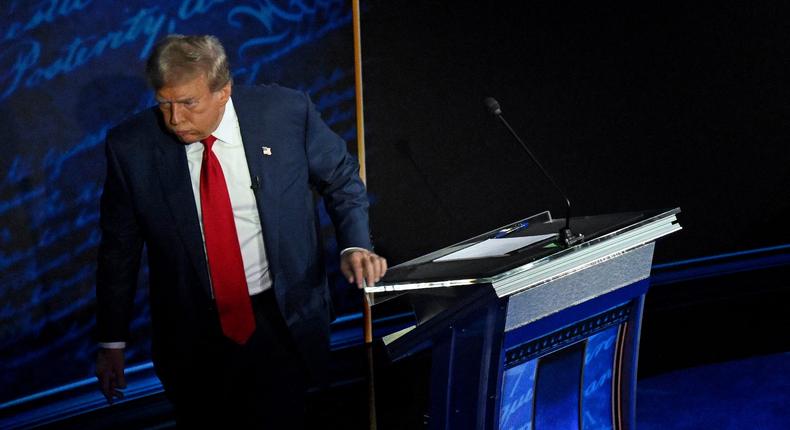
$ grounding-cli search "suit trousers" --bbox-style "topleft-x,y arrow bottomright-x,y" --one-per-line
165,289 -> 309,429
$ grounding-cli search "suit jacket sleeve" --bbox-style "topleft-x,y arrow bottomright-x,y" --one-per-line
302,93 -> 372,251
95,129 -> 144,343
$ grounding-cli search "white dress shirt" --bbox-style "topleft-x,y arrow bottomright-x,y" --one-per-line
185,98 -> 271,296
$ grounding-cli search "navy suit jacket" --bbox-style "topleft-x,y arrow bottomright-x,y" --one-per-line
96,84 -> 371,379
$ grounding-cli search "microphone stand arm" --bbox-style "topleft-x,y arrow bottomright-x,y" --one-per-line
494,113 -> 584,247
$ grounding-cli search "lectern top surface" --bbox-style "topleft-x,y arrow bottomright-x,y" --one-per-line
377,208 -> 679,287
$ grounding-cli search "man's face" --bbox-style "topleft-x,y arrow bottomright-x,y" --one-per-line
155,73 -> 231,143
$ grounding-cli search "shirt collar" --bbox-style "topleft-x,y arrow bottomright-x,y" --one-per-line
211,97 -> 240,146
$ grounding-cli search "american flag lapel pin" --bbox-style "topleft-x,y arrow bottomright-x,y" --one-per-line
262,146 -> 272,156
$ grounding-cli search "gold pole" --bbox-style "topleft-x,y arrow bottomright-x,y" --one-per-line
353,0 -> 367,186
352,2 -> 377,430
352,0 -> 373,346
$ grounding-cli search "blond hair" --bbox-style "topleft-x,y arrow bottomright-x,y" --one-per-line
145,34 -> 231,91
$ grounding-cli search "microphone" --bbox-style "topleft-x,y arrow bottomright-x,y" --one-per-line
250,176 -> 261,191
484,97 -> 583,247
484,97 -> 502,115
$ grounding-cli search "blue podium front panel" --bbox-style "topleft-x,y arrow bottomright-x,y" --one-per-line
582,326 -> 619,430
497,326 -> 620,430
496,298 -> 637,430
533,341 -> 585,429
499,358 -> 538,429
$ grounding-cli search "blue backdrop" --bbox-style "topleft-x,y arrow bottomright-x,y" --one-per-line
0,0 -> 360,405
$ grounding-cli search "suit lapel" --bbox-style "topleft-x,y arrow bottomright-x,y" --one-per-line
153,128 -> 212,297
234,90 -> 281,274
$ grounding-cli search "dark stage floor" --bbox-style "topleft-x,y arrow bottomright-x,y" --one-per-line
21,351 -> 790,429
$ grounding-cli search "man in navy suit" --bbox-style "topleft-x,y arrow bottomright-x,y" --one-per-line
94,34 -> 386,427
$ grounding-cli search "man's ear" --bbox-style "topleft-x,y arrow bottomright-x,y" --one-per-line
218,82 -> 232,103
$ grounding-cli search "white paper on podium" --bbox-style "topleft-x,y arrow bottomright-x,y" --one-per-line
434,234 -> 557,262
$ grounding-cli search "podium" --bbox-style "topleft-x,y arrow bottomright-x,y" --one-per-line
365,209 -> 681,430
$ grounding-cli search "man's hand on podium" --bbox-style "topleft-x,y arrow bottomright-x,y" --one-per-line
341,249 -> 387,289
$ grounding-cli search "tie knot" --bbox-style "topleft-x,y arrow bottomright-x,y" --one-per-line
201,135 -> 218,149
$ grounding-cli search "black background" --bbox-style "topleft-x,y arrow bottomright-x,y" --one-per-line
361,2 -> 790,266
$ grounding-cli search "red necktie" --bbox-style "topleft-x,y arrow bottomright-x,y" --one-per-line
199,135 -> 255,344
